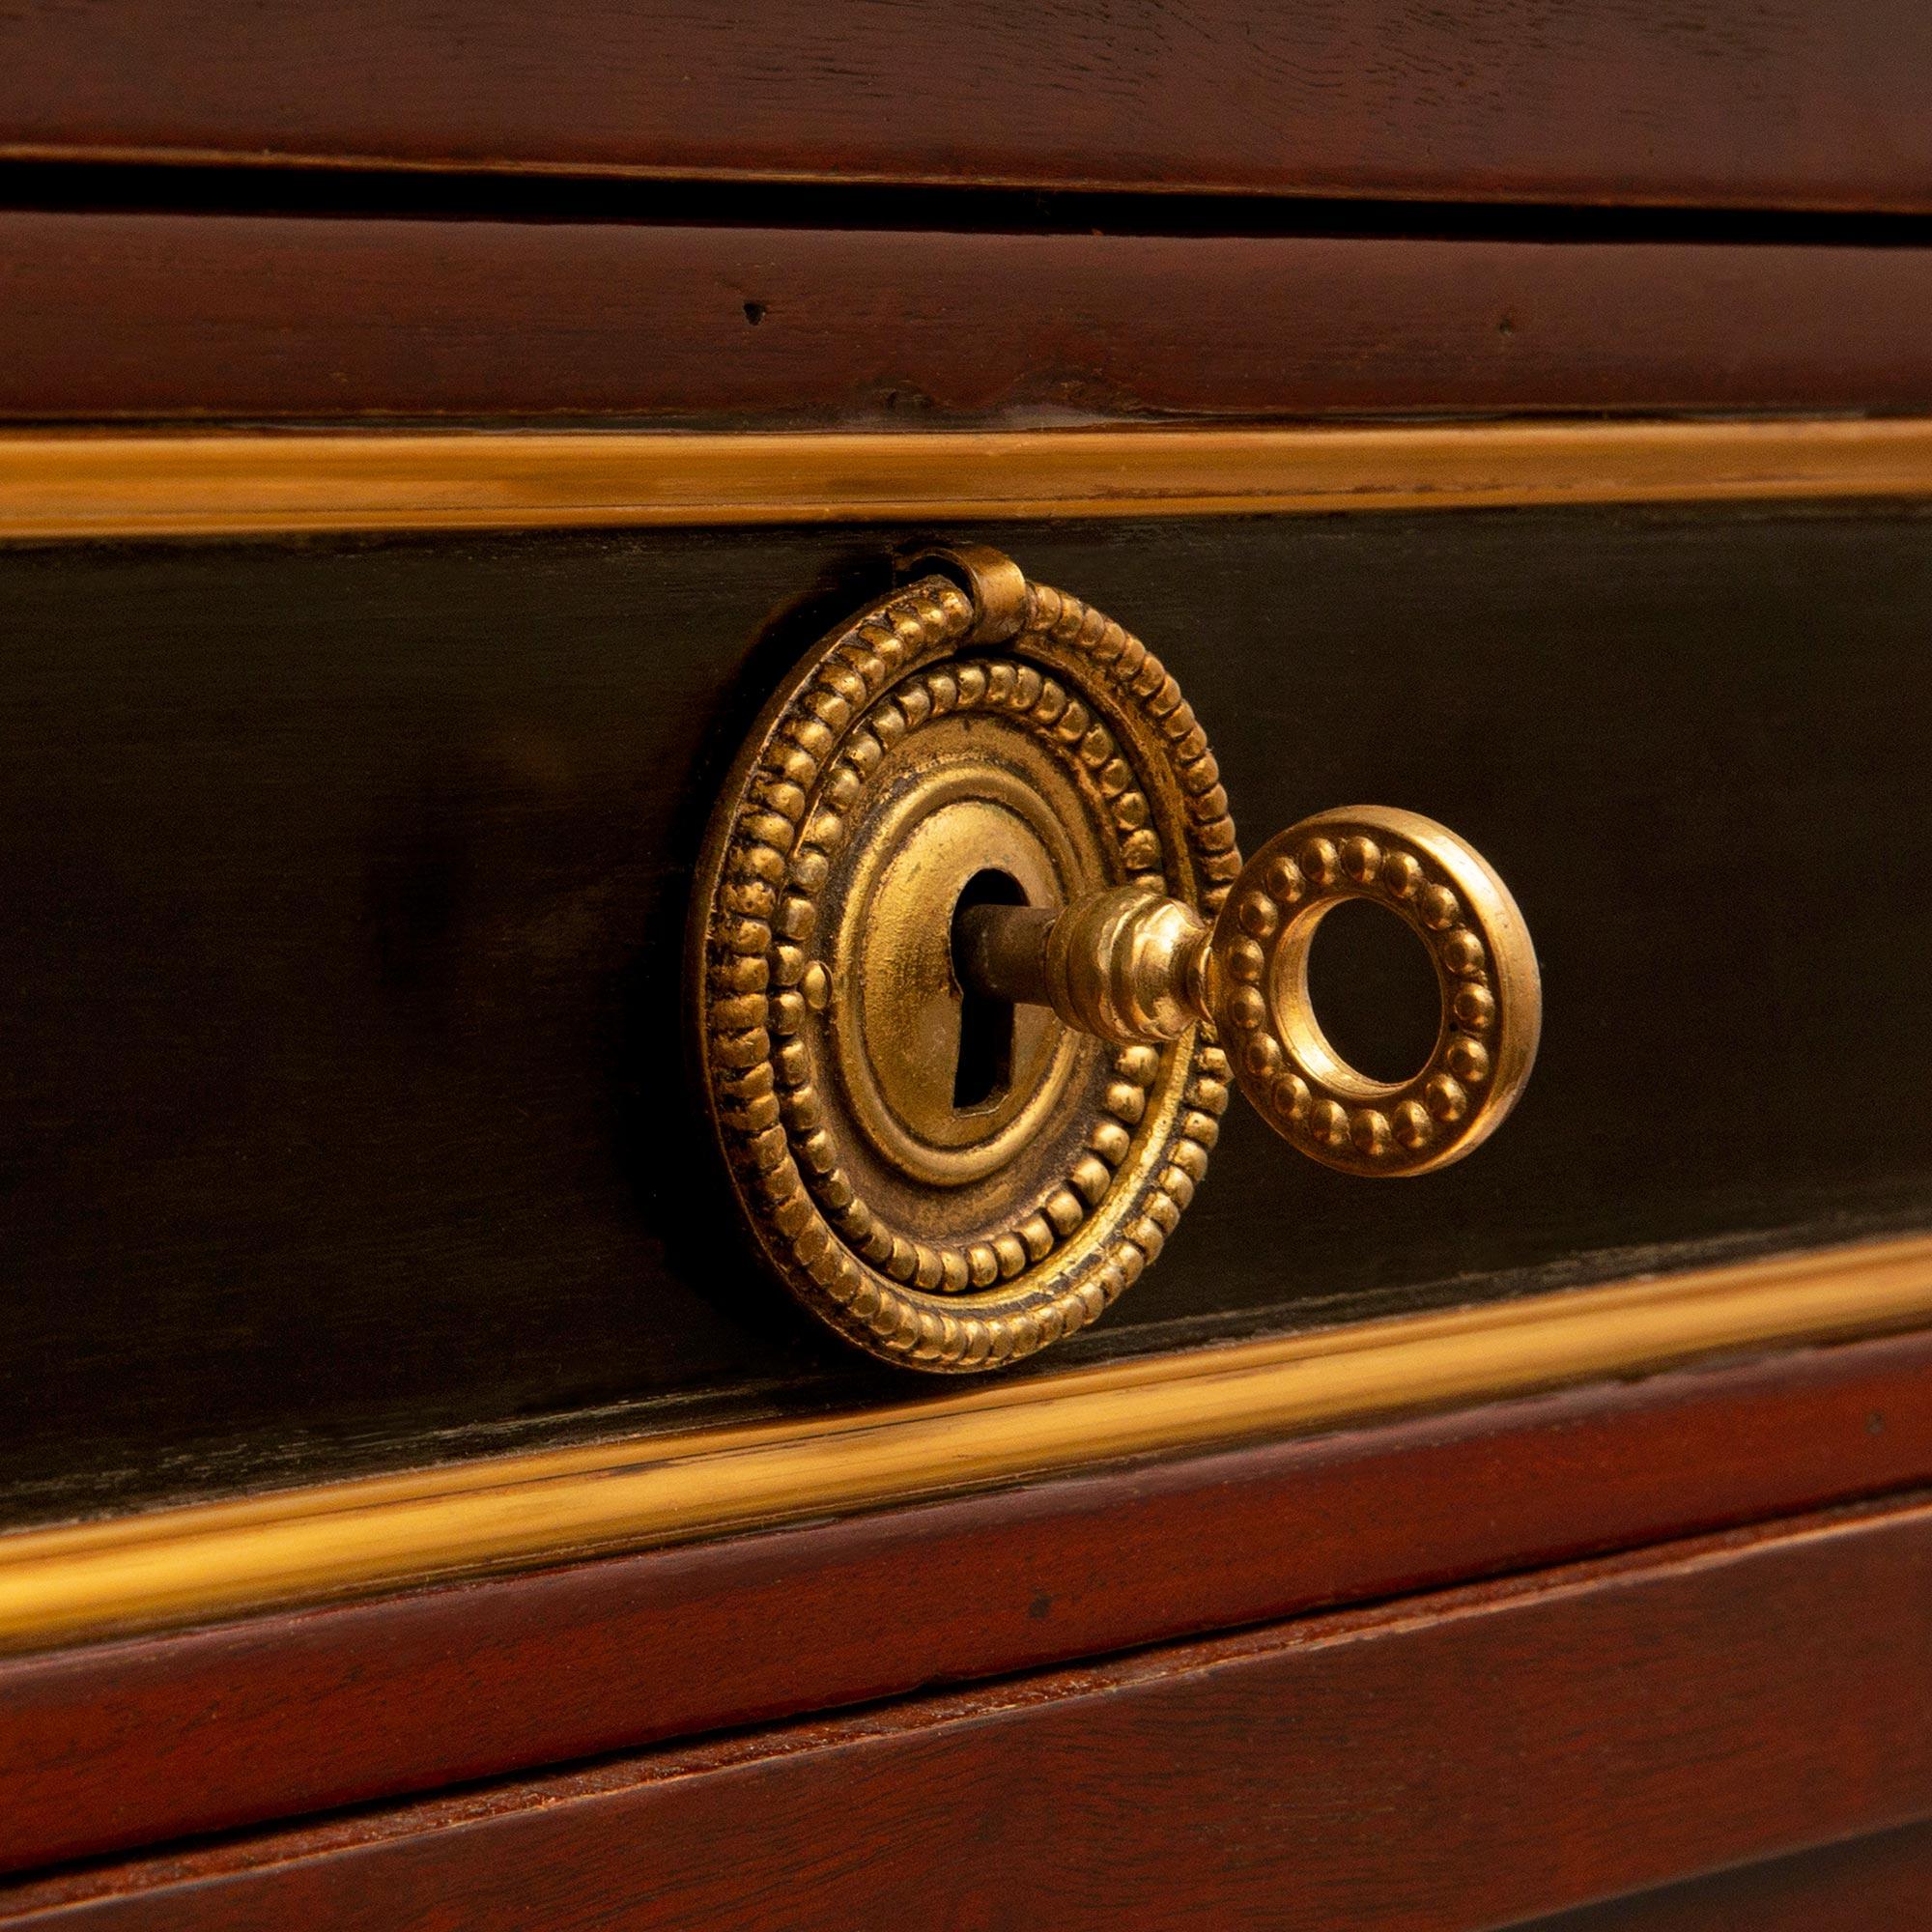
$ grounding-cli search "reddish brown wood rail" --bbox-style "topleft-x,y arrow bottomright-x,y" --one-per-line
7,1491 -> 1931,1929
4,3 -> 1932,212
7,214 -> 1932,423
4,1326 -> 1931,1879
1539,1819 -> 1932,1929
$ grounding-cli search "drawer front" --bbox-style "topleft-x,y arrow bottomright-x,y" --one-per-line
4,496 -> 1930,1521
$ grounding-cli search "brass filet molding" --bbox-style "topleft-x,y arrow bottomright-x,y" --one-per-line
0,1233 -> 1930,1654
1,418 -> 1932,539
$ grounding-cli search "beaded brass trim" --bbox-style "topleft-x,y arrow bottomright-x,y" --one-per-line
691,568 -> 1238,1369
1218,807 -> 1541,1175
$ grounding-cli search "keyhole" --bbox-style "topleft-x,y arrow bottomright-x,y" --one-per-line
952,869 -> 1027,1111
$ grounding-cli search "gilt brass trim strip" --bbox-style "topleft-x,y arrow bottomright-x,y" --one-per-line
0,1233 -> 1929,1654
2,418 -> 1931,539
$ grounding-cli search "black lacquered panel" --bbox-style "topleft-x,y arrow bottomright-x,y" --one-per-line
3,505 -> 1929,1520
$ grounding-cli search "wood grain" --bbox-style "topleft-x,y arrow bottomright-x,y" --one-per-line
8,213 -> 1932,422
3,1325 -> 1929,1877
1536,1819 -> 1932,1928
7,1494 -> 1930,1928
3,3 -> 1931,211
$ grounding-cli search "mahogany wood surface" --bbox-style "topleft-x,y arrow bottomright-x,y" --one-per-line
7,212 -> 1932,423
4,1327 -> 1930,1878
8,1493 -> 1930,1929
1536,1819 -> 1932,1929
3,4 -> 1931,212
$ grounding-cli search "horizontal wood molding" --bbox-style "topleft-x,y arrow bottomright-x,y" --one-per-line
1546,1821 -> 1932,1932
6,1323 -> 1932,1877
9,1495 -> 1932,1928
3,2 -> 1930,210
10,215 -> 1932,426
1,1233 -> 1929,1658
6,418 -> 1932,540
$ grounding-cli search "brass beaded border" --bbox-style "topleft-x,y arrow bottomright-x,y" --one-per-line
781,653 -> 1167,1292
1218,812 -> 1513,1177
696,569 -> 1240,1371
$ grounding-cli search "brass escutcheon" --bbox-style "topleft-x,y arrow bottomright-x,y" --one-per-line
693,548 -> 1540,1371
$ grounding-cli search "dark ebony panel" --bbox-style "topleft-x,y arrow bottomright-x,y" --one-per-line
2,505 -> 1930,1520
3,2 -> 1931,211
